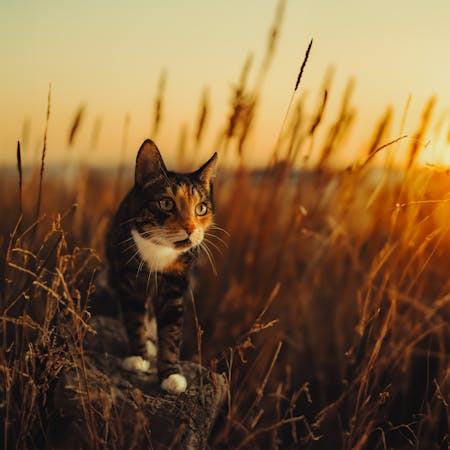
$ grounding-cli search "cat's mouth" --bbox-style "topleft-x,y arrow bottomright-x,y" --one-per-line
174,238 -> 192,249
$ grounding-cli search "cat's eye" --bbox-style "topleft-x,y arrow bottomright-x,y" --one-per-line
195,202 -> 208,216
159,198 -> 174,212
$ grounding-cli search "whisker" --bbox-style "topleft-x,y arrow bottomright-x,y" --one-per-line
140,230 -> 160,239
136,258 -> 146,279
121,241 -> 138,253
199,242 -> 217,275
117,229 -> 155,247
146,266 -> 152,293
209,223 -> 230,236
117,235 -> 135,246
144,230 -> 169,237
126,249 -> 140,265
203,237 -> 223,255
204,232 -> 228,247
146,263 -> 158,294
119,217 -> 138,226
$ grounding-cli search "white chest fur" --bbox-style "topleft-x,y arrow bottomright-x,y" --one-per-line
131,229 -> 179,272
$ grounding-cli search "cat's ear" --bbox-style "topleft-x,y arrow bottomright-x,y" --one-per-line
135,139 -> 167,187
195,152 -> 218,185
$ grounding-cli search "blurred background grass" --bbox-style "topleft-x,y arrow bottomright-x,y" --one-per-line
1,2 -> 450,448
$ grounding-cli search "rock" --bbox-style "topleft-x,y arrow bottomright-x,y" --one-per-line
50,316 -> 227,449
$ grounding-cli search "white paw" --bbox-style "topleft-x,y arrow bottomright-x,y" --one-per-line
121,356 -> 150,372
161,373 -> 187,393
146,340 -> 158,357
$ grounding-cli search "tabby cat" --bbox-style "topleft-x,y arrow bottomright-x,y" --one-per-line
106,139 -> 217,394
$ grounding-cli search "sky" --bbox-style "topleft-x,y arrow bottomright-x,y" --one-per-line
1,0 -> 450,168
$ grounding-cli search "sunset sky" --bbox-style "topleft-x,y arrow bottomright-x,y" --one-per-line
1,0 -> 450,168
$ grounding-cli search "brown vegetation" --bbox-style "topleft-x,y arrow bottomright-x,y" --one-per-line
1,5 -> 449,449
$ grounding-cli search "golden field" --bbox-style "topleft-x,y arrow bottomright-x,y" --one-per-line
1,20 -> 450,449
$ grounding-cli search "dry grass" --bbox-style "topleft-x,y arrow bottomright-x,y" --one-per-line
1,6 -> 450,449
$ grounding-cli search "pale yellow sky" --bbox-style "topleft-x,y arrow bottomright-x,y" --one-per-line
1,0 -> 450,168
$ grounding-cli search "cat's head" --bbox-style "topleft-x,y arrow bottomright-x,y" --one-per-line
132,139 -> 217,252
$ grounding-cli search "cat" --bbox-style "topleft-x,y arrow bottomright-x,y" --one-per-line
106,139 -> 217,394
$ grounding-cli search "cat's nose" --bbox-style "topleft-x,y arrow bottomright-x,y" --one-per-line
184,223 -> 195,236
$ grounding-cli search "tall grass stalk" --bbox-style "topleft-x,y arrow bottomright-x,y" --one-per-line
114,113 -> 130,202
406,96 -> 436,170
151,69 -> 167,137
34,84 -> 51,229
68,104 -> 86,148
194,88 -> 209,147
16,141 -> 22,217
273,38 -> 313,162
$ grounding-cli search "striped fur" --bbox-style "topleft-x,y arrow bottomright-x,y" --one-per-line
106,140 -> 217,392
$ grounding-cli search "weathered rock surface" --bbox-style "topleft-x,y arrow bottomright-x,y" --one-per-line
50,316 -> 227,449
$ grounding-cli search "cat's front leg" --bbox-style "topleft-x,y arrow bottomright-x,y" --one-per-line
121,296 -> 151,372
153,290 -> 187,393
